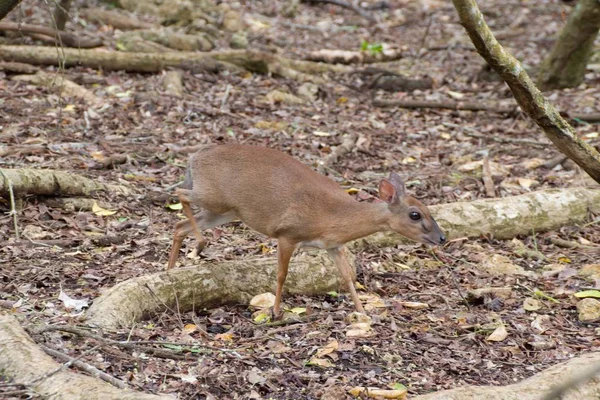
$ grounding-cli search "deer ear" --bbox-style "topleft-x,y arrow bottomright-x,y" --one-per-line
388,172 -> 407,197
379,179 -> 398,204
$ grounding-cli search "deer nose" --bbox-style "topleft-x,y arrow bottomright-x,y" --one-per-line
439,234 -> 446,244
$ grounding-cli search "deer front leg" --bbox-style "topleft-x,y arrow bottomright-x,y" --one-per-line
327,246 -> 364,313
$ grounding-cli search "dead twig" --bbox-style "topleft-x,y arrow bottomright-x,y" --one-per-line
40,345 -> 126,389
302,0 -> 376,21
482,156 -> 496,197
0,22 -> 102,48
373,98 -> 516,113
462,131 -> 549,148
0,169 -> 20,239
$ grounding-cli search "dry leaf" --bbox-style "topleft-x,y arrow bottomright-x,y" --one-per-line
58,289 -> 89,312
307,357 -> 335,368
486,325 -> 508,342
92,201 -> 117,216
315,340 -> 339,358
523,298 -> 541,311
250,293 -> 275,308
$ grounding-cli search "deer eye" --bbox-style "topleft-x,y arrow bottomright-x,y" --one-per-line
409,211 -> 421,221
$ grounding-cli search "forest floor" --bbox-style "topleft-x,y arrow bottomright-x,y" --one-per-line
1,0 -> 600,399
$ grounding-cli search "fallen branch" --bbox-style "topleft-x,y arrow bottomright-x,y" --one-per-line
0,60 -> 37,73
86,252 -> 348,329
319,133 -> 358,171
40,345 -> 127,389
306,49 -> 402,64
413,352 -> 600,400
0,45 -> 347,82
373,98 -> 515,113
0,168 -> 133,198
452,0 -> 600,183
302,0 -> 375,21
0,22 -> 102,48
462,130 -> 549,148
360,188 -> 600,248
79,8 -> 155,30
12,71 -> 101,105
0,312 -> 173,399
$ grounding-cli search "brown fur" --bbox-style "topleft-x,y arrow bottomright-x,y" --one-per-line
167,144 -> 445,315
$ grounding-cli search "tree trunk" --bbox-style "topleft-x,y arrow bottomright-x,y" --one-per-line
537,0 -> 600,90
451,0 -> 600,184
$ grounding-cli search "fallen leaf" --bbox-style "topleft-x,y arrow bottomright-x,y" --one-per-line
250,293 -> 275,308
247,370 -> 266,385
307,357 -> 335,368
92,201 -> 117,216
574,290 -> 600,299
349,386 -> 407,399
166,203 -> 183,211
523,298 -> 541,311
214,331 -> 234,342
486,325 -> 508,342
58,289 -> 89,312
315,340 -> 339,358
182,324 -> 198,335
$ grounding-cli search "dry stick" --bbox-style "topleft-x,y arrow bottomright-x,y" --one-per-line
0,22 -> 101,48
373,98 -> 516,113
462,130 -> 549,148
0,169 -> 20,239
452,0 -> 600,183
40,345 -> 126,389
482,156 -> 496,197
302,0 -> 375,21
31,344 -> 103,385
34,325 -> 242,358
570,113 -> 600,123
34,325 -> 191,360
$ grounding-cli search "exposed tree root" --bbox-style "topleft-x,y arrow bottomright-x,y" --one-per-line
413,352 -> 600,400
0,312 -> 173,399
86,252 -> 348,329
0,168 -> 133,198
12,71 -> 101,105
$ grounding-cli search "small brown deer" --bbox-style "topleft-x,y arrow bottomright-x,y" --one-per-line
167,144 -> 445,315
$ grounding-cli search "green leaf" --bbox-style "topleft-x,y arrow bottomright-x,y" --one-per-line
574,290 -> 600,299
391,383 -> 407,391
253,312 -> 271,323
162,344 -> 183,352
360,40 -> 369,51
166,203 -> 183,211
327,291 -> 338,297
533,289 -> 560,303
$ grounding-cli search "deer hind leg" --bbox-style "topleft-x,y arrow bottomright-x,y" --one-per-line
167,188 -> 236,269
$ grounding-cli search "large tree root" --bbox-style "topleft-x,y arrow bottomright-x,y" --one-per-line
413,352 -> 600,400
360,188 -> 600,247
86,252 -> 347,329
0,312 -> 173,399
0,168 -> 133,198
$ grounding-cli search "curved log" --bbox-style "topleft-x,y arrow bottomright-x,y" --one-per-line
86,252 -> 348,329
413,352 -> 600,400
